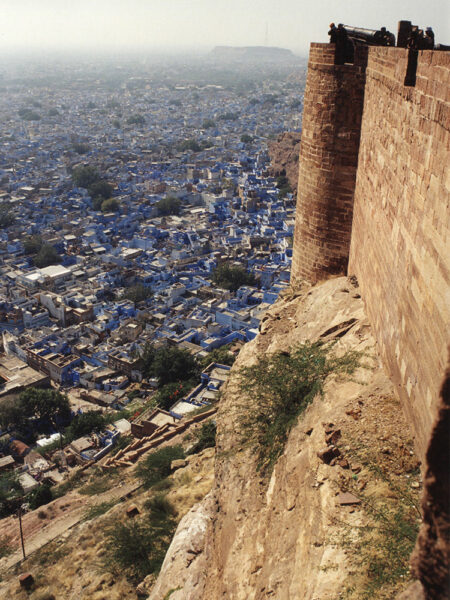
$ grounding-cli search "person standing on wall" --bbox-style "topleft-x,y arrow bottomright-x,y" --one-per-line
328,22 -> 338,44
335,23 -> 348,64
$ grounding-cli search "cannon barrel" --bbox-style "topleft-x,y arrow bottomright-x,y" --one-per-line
343,25 -> 395,47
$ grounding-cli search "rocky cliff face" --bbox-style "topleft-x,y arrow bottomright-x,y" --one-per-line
267,132 -> 301,194
149,277 -> 422,600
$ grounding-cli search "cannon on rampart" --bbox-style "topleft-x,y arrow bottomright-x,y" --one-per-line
343,25 -> 395,47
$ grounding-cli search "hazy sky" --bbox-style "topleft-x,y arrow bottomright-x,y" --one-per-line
1,0 -> 449,55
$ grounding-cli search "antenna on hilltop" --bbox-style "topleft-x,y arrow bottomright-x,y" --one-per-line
264,22 -> 269,46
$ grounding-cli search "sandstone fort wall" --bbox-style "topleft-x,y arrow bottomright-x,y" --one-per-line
349,47 -> 449,457
291,44 -> 366,283
292,43 -> 449,458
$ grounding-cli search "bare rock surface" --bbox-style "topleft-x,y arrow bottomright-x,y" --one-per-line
267,132 -> 301,193
150,277 -> 420,599
148,493 -> 216,600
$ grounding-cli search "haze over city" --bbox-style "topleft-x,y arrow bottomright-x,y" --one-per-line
1,0 -> 449,55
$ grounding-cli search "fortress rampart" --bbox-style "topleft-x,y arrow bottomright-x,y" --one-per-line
292,42 -> 449,459
291,44 -> 367,281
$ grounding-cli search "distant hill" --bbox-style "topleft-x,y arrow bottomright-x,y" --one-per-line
210,46 -> 295,62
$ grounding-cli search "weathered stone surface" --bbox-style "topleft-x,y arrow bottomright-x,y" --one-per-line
267,132 -> 301,195
348,46 -> 450,460
151,276 -> 419,599
171,459 -> 187,471
148,492 -> 215,600
317,446 -> 339,464
19,573 -> 34,589
338,492 -> 361,506
291,43 -> 367,285
411,358 -> 450,600
396,580 -> 425,600
126,505 -> 140,518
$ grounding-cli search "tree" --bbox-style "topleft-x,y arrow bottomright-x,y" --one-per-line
72,165 -> 101,188
0,472 -> 23,518
65,412 -> 106,441
135,445 -> 185,488
0,398 -> 26,432
18,108 -> 40,121
212,263 -> 256,292
154,381 -> 193,411
19,388 -> 71,426
151,346 -> 199,387
199,345 -> 235,369
140,342 -> 157,378
121,284 -> 152,304
0,203 -> 14,229
202,119 -> 216,129
156,196 -> 181,216
186,421 -> 216,455
126,114 -> 145,126
101,197 -> 120,212
176,139 -> 201,153
33,244 -> 60,268
218,112 -> 239,121
23,235 -> 43,255
240,134 -> 253,144
0,388 -> 71,436
48,107 -> 59,116
89,180 -> 114,209
276,174 -> 292,199
72,142 -> 91,155
28,483 -> 53,510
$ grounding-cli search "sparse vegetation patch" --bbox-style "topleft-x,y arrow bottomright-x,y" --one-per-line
238,341 -> 361,474
332,443 -> 422,599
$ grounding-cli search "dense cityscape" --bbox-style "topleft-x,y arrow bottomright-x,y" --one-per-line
0,55 -> 305,507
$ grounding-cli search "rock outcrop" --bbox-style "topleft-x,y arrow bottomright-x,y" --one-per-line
149,277 -> 421,599
267,132 -> 301,194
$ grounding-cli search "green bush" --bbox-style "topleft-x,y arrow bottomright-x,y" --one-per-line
135,445 -> 185,489
72,165 -> 100,188
102,494 -> 176,583
28,483 -> 53,510
238,341 -> 361,474
72,142 -> 90,154
156,196 -> 181,216
0,203 -> 14,229
127,114 -> 145,126
101,197 -> 119,212
145,493 -> 177,523
33,244 -> 61,268
240,134 -> 253,144
121,284 -> 152,304
151,346 -> 198,387
334,447 -> 421,599
212,263 -> 256,292
176,138 -> 201,152
187,421 -> 216,455
198,345 -> 235,369
154,380 -> 195,411
0,536 -> 13,559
